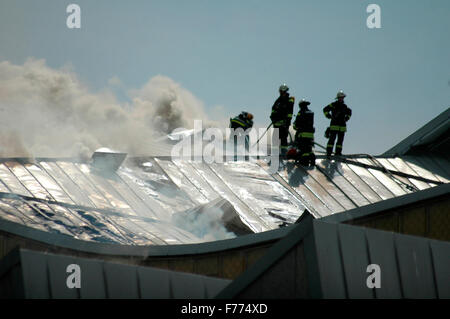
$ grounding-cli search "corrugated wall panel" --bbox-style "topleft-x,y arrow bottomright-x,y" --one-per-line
430,240 -> 450,298
338,224 -> 374,299
365,228 -> 403,298
313,221 -> 347,298
395,234 -> 437,298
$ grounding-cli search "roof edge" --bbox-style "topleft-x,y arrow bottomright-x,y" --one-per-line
383,107 -> 450,157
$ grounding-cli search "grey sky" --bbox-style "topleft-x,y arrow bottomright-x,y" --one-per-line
1,0 -> 449,155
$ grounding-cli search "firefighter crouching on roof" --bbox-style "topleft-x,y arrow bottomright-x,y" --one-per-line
270,84 -> 295,156
323,90 -> 352,157
289,99 -> 316,166
230,111 -> 254,150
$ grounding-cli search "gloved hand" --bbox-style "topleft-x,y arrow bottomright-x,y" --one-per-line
325,127 -> 330,138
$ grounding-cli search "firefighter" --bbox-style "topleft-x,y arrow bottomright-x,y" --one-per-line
230,111 -> 254,150
323,90 -> 352,157
270,84 -> 295,156
293,99 -> 315,166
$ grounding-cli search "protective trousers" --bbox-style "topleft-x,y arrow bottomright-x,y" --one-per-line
273,126 -> 290,156
327,131 -> 345,156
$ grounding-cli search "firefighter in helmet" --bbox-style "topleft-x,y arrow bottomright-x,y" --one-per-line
323,90 -> 352,157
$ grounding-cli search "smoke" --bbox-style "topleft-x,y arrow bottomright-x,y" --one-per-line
172,206 -> 236,241
0,58 -> 220,159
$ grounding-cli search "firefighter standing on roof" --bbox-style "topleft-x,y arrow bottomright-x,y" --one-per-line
293,99 -> 315,165
323,90 -> 352,157
230,111 -> 254,150
270,84 -> 295,156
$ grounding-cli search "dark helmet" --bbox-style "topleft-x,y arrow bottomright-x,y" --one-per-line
299,98 -> 310,107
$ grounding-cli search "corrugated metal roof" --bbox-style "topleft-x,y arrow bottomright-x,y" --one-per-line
0,152 -> 447,246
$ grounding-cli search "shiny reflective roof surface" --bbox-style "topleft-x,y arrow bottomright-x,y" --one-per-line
0,153 -> 447,246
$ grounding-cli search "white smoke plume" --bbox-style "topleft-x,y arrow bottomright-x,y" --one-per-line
0,58 -> 220,159
172,206 -> 236,242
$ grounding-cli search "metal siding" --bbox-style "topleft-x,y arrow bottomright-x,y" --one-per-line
294,243 -> 309,298
429,240 -> 450,298
0,263 -> 25,298
395,234 -> 437,298
20,250 -> 51,298
103,262 -> 140,298
259,247 -> 296,299
46,254 -> 79,299
170,271 -> 208,298
137,266 -> 172,298
205,277 -> 232,299
364,228 -> 403,298
77,258 -> 107,299
313,221 -> 347,298
337,224 -> 374,299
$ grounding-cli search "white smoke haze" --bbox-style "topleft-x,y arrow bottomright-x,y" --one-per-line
172,206 -> 236,241
0,58 -> 222,159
